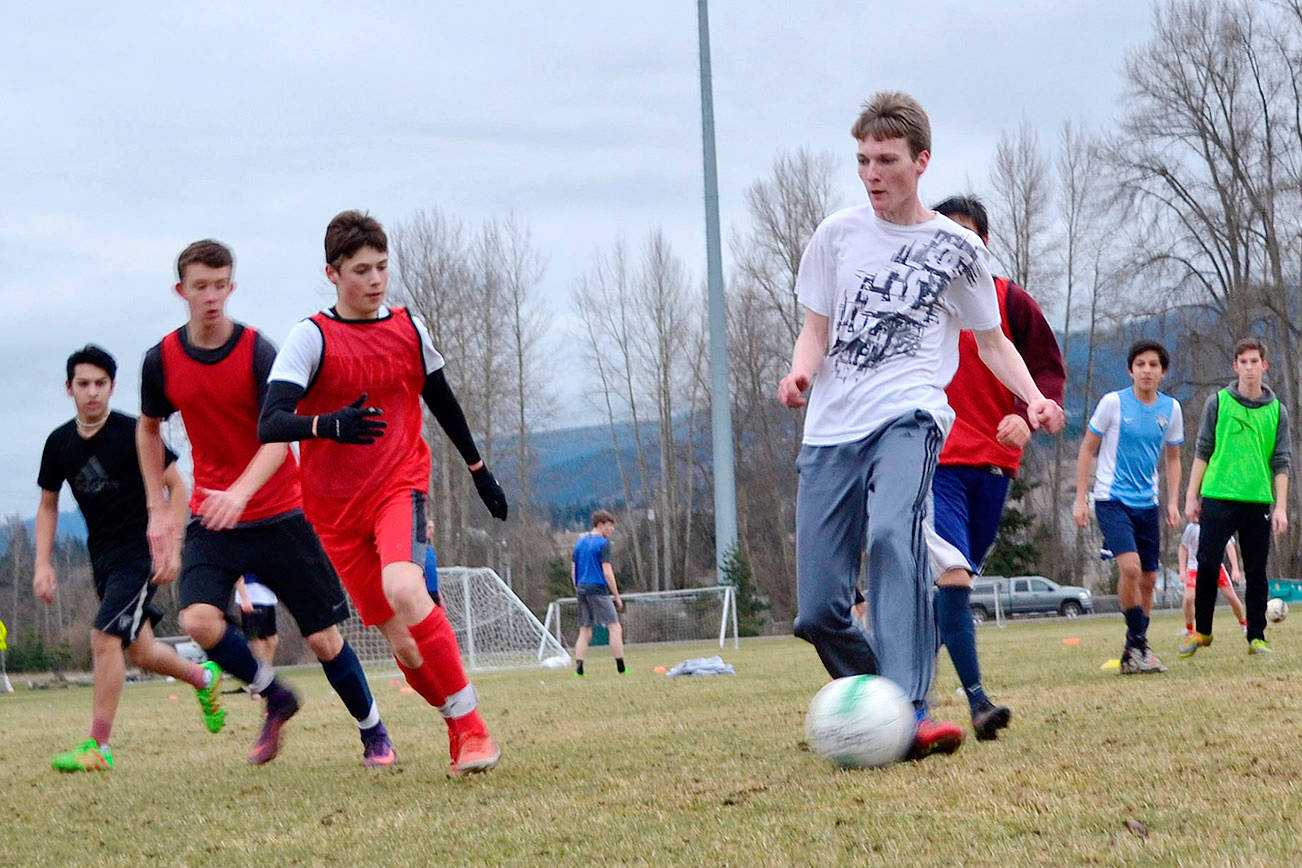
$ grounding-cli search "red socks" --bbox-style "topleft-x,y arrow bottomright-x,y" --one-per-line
90,717 -> 112,748
395,656 -> 446,707
407,607 -> 471,698
396,609 -> 489,749
183,662 -> 208,690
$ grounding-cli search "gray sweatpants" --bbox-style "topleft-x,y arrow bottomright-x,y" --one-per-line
793,410 -> 943,705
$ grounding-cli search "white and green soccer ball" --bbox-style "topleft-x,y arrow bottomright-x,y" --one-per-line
1266,598 -> 1288,623
804,675 -> 914,769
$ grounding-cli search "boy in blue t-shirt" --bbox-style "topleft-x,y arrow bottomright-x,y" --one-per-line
570,509 -> 624,676
1074,340 -> 1184,673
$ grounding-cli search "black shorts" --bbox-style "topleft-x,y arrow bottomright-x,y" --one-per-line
91,552 -> 163,644
241,604 -> 278,640
179,514 -> 350,638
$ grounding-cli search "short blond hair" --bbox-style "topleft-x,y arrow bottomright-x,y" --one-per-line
850,91 -> 931,159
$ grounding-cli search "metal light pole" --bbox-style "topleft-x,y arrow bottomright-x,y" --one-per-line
697,0 -> 738,579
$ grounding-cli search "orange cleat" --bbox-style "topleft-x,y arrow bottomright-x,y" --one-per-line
449,732 -> 500,777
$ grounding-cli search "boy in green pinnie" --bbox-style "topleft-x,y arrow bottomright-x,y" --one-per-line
1180,337 -> 1290,657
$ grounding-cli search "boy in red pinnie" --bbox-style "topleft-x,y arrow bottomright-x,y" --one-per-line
260,210 -> 508,776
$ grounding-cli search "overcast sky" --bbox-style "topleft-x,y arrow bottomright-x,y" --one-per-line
0,1 -> 1156,518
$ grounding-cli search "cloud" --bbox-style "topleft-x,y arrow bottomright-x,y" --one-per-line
0,0 -> 1153,515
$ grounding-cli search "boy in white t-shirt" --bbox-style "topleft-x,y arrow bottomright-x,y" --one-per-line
234,574 -> 280,664
1177,523 -> 1245,637
779,91 -> 1063,761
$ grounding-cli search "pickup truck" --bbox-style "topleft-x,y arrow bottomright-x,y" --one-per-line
968,576 -> 1094,623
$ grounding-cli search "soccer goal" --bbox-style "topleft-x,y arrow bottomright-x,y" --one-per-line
542,585 -> 738,651
339,567 -> 570,671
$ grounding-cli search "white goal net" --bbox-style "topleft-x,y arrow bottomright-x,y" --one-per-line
340,566 -> 569,671
543,585 -> 738,651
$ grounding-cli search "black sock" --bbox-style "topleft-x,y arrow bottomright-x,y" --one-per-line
576,660 -> 584,675
616,658 -> 625,673
204,626 -> 262,684
1123,606 -> 1145,649
320,641 -> 377,725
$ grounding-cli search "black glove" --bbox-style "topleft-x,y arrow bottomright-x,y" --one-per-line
317,394 -> 386,444
471,465 -> 508,520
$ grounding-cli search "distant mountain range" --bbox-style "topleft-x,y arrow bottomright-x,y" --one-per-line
7,509 -> 88,546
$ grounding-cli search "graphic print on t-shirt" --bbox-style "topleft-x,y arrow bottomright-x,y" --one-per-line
72,456 -> 118,497
829,229 -> 981,379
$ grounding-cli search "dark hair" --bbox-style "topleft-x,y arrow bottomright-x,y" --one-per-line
1127,339 -> 1170,371
1234,336 -> 1267,361
591,509 -> 616,527
850,91 -> 931,158
66,344 -> 117,383
176,239 -> 234,281
325,210 -> 387,267
933,195 -> 989,240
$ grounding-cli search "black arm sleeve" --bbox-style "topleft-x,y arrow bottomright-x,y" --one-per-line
421,369 -> 482,466
258,380 -> 314,443
251,332 -> 279,410
140,344 -> 176,419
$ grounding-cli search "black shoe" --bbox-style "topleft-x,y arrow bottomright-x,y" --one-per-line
971,702 -> 1012,741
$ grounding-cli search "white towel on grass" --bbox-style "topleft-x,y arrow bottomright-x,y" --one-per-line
666,656 -> 735,677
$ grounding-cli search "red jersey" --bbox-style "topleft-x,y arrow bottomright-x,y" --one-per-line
939,277 -> 1065,475
157,326 -> 303,521
296,308 -> 430,531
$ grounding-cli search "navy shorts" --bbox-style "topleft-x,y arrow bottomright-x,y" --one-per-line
180,514 -> 350,638
931,465 -> 1013,573
1095,500 -> 1161,572
92,551 -> 164,644
241,604 -> 278,640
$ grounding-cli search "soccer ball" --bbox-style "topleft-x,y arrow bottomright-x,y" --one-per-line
1266,598 -> 1288,623
804,675 -> 914,769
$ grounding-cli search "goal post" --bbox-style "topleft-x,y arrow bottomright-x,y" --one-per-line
339,566 -> 570,671
543,585 -> 738,651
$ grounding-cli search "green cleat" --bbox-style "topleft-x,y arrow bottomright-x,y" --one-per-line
51,739 -> 114,772
195,661 -> 227,733
1178,631 -> 1212,658
1248,638 -> 1273,655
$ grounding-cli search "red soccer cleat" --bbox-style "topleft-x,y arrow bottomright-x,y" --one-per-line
449,732 -> 500,777
907,717 -> 964,761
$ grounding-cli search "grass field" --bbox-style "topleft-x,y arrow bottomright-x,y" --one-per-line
2,611 -> 1299,867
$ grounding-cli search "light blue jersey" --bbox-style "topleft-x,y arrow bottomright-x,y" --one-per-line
1088,388 -> 1183,508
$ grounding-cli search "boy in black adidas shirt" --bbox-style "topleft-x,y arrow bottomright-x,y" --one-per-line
35,345 -> 225,772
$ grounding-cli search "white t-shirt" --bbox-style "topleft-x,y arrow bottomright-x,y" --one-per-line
241,575 -> 278,607
1179,522 -> 1233,573
796,205 -> 1001,445
268,305 -> 445,388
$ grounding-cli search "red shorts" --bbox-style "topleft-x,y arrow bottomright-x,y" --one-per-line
1184,567 -> 1231,590
314,489 -> 428,626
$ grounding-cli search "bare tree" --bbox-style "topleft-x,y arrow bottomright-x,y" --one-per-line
573,241 -> 653,588
722,151 -> 840,618
390,210 -> 478,567
731,149 -> 840,347
631,230 -> 696,589
1050,120 -> 1104,582
1112,0 -> 1302,572
989,117 -> 1056,295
